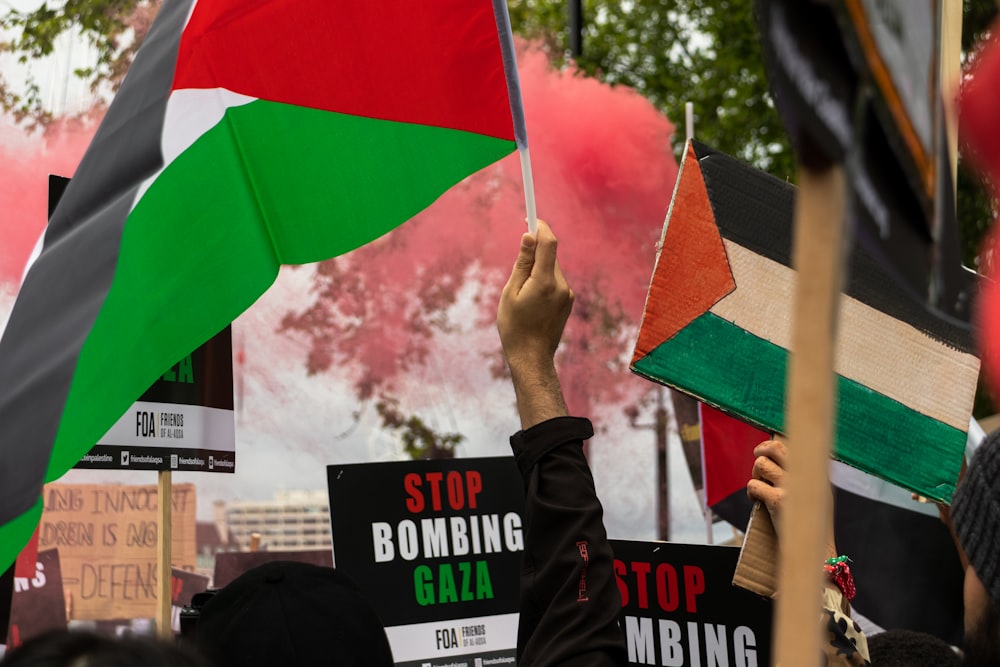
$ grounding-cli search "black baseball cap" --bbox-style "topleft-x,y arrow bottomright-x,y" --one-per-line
194,561 -> 394,667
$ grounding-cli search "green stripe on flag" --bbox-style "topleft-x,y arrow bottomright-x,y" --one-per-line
632,312 -> 964,502
0,497 -> 42,572
44,101 -> 514,480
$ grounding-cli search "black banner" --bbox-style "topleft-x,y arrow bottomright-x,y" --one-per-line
611,540 -> 772,667
135,326 -> 234,410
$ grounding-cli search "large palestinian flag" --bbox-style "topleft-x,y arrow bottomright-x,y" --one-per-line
631,141 -> 979,503
0,0 -> 526,570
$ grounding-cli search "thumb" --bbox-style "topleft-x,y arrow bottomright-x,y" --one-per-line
507,233 -> 537,292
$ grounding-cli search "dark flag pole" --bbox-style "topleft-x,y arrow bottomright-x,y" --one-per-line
569,0 -> 583,57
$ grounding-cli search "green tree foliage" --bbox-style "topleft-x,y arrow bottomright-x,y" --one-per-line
375,398 -> 464,460
509,0 -> 796,179
0,0 -> 158,126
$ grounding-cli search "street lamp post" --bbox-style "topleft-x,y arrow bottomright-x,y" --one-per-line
629,388 -> 670,541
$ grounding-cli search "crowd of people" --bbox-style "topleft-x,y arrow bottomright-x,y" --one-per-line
3,221 -> 999,666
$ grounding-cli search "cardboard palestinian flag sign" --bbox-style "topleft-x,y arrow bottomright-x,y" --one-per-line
0,0 -> 527,571
631,141 -> 979,504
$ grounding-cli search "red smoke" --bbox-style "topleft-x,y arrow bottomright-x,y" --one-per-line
0,116 -> 98,285
283,42 -> 679,418
962,22 -> 1000,403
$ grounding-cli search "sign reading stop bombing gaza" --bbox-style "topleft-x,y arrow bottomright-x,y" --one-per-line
328,457 -> 524,667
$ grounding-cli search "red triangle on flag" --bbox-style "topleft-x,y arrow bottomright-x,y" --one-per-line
632,142 -> 735,365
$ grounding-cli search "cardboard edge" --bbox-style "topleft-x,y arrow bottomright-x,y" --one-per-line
732,501 -> 779,599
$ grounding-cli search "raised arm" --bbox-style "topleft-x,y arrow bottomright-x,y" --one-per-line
498,221 -> 627,667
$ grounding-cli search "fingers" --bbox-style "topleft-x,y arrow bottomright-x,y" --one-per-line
751,440 -> 786,488
747,439 -> 786,523
497,218 -> 573,367
504,232 -> 537,295
753,439 -> 787,469
747,479 -> 782,515
752,452 -> 785,488
553,257 -> 574,314
530,220 -> 558,282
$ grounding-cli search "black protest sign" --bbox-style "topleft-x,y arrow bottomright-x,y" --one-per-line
753,0 -> 973,319
8,549 -> 67,648
753,0 -> 937,201
50,175 -> 237,474
836,0 -> 937,212
328,457 -> 524,664
0,564 -> 12,645
76,324 -> 236,473
611,540 -> 772,667
753,0 -> 856,165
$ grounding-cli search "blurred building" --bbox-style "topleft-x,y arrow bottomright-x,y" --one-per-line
223,490 -> 332,552
195,503 -> 241,580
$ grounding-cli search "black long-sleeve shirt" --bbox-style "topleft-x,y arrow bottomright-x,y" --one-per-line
508,416 -> 869,666
510,416 -> 628,666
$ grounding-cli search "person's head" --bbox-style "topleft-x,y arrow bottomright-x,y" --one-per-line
951,429 -> 1000,666
0,630 -> 212,667
865,628 -> 961,666
192,560 -> 393,667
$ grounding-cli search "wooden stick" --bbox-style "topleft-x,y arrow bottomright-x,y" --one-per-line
939,0 -> 962,192
773,163 -> 846,665
156,470 -> 172,639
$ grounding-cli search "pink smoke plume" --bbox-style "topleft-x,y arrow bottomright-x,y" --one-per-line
0,117 -> 98,285
283,42 -> 680,418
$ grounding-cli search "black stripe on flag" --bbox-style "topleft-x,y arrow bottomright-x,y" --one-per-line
0,0 -> 193,529
690,141 -> 975,354
834,484 -> 965,646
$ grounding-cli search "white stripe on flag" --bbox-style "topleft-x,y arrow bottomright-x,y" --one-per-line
831,461 -> 939,518
712,240 -> 979,431
132,87 -> 256,210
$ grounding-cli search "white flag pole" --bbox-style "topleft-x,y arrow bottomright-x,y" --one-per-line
685,102 -> 694,144
520,148 -> 538,235
492,0 -> 536,234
